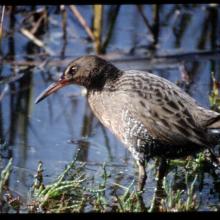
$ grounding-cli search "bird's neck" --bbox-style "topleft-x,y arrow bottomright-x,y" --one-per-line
86,65 -> 123,91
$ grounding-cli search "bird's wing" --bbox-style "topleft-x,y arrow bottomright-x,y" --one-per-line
114,71 -> 208,147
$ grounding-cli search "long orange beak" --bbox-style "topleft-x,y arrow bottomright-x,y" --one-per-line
35,79 -> 70,104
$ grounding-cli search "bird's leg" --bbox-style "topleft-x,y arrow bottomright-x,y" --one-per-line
149,158 -> 168,212
136,160 -> 147,211
156,158 -> 168,184
137,160 -> 147,192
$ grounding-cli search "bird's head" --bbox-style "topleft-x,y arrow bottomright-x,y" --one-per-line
35,55 -> 120,104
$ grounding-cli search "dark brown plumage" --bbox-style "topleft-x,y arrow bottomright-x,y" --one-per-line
35,55 -> 220,191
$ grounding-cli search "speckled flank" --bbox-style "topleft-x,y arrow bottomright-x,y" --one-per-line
87,65 -> 220,164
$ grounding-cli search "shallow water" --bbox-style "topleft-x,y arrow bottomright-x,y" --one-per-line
0,5 -> 220,211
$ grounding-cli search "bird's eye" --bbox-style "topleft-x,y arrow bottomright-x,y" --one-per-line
69,67 -> 77,75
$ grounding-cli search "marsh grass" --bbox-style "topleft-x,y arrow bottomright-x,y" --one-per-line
0,158 -> 12,197
29,157 -> 88,213
0,158 -> 21,213
27,152 -> 206,212
29,161 -> 145,213
0,150 -> 216,213
209,72 -> 220,111
160,173 -> 199,211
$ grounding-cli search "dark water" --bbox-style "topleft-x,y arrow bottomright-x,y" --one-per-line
0,5 -> 220,211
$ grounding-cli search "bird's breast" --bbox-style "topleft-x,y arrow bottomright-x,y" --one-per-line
87,90 -> 151,146
88,91 -> 129,138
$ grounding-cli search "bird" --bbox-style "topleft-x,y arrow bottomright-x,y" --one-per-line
35,55 -> 220,191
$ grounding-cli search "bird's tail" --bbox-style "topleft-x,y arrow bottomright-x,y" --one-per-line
206,114 -> 220,137
207,117 -> 220,129
198,107 -> 220,129
206,114 -> 220,145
